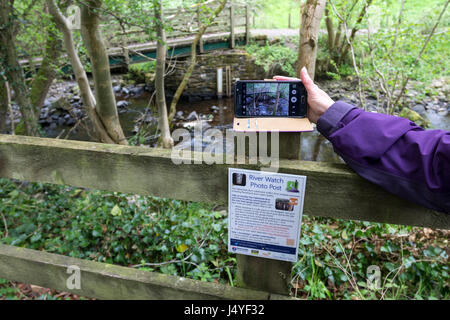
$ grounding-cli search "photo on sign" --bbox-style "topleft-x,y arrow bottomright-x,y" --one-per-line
232,173 -> 246,186
275,198 -> 296,211
286,180 -> 300,193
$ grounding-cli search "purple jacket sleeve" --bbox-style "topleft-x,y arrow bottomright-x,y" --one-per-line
317,101 -> 450,213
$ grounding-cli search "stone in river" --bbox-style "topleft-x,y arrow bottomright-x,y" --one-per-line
411,104 -> 426,115
186,111 -> 198,121
175,111 -> 184,119
117,100 -> 130,108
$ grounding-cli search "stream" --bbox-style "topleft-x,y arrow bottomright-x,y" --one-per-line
42,86 -> 449,164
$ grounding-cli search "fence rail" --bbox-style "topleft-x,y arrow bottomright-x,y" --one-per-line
0,135 -> 447,229
0,244 -> 288,300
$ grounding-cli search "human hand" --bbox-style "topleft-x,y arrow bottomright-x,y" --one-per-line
274,67 -> 334,124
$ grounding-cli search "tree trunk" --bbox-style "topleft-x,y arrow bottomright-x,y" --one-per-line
153,0 -> 173,148
334,21 -> 342,48
46,0 -> 116,144
325,4 -> 335,52
80,0 -> 127,145
297,0 -> 326,80
168,0 -> 227,123
0,79 -> 8,134
339,0 -> 373,62
30,23 -> 62,116
0,1 -> 39,136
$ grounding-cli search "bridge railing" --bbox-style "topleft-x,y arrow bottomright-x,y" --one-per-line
103,3 -> 250,54
0,134 -> 448,299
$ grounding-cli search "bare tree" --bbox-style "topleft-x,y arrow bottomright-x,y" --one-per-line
338,0 -> 373,63
47,0 -> 127,144
80,0 -> 127,145
329,0 -> 365,108
391,0 -> 449,111
29,12 -> 63,115
153,0 -> 173,148
0,0 -> 39,136
324,0 -> 372,64
168,0 -> 227,123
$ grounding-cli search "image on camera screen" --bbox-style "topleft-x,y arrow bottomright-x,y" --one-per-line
244,82 -> 289,116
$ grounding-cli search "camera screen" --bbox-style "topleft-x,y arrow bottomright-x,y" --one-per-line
243,82 -> 290,116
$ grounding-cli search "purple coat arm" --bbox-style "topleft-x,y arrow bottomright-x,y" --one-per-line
317,101 -> 450,214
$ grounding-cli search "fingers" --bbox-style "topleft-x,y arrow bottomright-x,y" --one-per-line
273,75 -> 300,81
274,68 -> 316,91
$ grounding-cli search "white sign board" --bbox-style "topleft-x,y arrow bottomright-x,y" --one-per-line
228,168 -> 306,262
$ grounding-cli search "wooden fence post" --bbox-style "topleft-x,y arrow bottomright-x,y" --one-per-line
229,5 -> 235,48
235,132 -> 301,295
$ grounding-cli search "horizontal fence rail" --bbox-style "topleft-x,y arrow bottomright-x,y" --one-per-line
0,244 -> 288,300
0,134 -> 448,229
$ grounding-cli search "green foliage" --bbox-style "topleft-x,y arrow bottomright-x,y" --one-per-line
0,179 -> 448,300
0,179 -> 232,285
293,217 -> 449,299
399,107 -> 431,128
335,0 -> 449,113
129,61 -> 157,74
0,278 -> 20,300
250,0 -> 300,29
358,20 -> 449,83
316,34 -> 355,80
127,61 -> 156,83
245,41 -> 297,77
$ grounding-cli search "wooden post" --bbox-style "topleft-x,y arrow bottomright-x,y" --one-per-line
245,5 -> 250,44
229,5 -> 235,48
225,65 -> 232,97
236,131 -> 301,295
197,8 -> 204,54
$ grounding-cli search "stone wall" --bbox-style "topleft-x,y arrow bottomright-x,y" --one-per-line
162,49 -> 266,101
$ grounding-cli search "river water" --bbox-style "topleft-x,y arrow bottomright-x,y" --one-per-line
118,93 -> 343,162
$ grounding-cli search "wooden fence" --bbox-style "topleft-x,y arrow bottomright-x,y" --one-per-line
104,3 -> 250,64
0,134 -> 448,299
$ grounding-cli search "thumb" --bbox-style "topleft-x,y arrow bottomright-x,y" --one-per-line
300,67 -> 315,91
